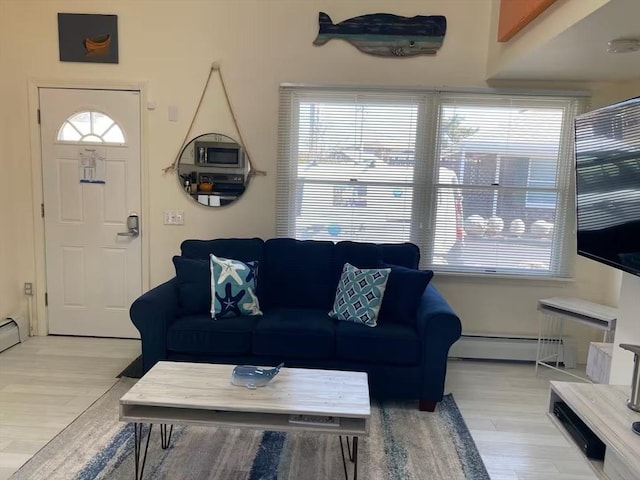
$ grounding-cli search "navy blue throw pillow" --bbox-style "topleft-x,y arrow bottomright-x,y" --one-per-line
172,256 -> 211,315
378,265 -> 434,325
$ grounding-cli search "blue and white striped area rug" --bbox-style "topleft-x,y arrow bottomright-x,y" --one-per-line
11,378 -> 490,480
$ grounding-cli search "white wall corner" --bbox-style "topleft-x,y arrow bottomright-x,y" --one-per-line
609,273 -> 640,385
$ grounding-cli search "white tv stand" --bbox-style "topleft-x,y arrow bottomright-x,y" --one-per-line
549,382 -> 640,479
537,297 -> 617,381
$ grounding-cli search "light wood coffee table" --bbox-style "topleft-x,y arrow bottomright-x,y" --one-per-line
120,361 -> 370,479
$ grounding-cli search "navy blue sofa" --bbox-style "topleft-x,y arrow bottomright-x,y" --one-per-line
130,238 -> 461,411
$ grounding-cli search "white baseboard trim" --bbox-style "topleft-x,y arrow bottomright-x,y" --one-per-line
448,333 -> 576,368
0,319 -> 20,353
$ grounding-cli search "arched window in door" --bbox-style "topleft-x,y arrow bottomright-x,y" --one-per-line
57,111 -> 125,144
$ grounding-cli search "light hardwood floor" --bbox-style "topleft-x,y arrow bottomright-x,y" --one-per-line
0,337 -> 597,479
0,336 -> 140,480
445,359 -> 597,480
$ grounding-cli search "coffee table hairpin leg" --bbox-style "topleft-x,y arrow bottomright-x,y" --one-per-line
133,423 -> 153,480
339,436 -> 358,480
160,424 -> 173,449
133,423 -> 173,479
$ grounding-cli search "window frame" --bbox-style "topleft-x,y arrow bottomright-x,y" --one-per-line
277,85 -> 587,279
56,110 -> 126,145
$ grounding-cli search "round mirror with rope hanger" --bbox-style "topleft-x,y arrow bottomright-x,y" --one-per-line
177,132 -> 248,207
163,62 -> 266,207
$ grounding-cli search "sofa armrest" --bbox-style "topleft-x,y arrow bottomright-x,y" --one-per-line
415,283 -> 462,404
129,278 -> 180,373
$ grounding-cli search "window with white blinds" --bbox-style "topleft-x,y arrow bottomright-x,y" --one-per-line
277,86 -> 587,277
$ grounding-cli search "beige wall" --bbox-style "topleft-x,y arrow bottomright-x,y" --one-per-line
487,0 -> 610,79
0,0 -> 494,324
589,79 -> 640,305
0,0 -> 635,363
436,80 -> 640,355
0,0 -> 22,321
589,79 -> 640,383
591,79 -> 640,110
0,4 -> 7,318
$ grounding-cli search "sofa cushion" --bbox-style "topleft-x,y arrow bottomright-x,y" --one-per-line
181,238 -> 265,262
167,314 -> 259,355
329,263 -> 390,327
172,256 -> 210,315
332,241 -> 420,285
209,254 -> 262,318
252,309 -> 336,359
334,241 -> 384,270
336,321 -> 420,365
262,239 -> 335,309
378,265 -> 434,326
379,243 -> 420,269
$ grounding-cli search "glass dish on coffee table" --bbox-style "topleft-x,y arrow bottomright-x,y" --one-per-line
231,362 -> 284,389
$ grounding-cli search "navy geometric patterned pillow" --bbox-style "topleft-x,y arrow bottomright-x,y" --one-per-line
209,254 -> 262,319
329,263 -> 391,327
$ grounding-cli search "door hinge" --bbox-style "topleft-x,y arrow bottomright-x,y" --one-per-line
37,109 -> 41,125
41,203 -> 45,218
45,292 -> 48,306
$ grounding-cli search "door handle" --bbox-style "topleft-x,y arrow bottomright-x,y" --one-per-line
118,213 -> 139,238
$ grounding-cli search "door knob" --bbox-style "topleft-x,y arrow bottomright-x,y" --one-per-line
118,213 -> 139,237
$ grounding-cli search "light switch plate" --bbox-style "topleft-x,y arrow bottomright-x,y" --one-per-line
168,105 -> 179,122
163,209 -> 184,225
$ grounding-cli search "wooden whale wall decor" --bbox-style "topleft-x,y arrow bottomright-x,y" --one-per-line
313,12 -> 447,57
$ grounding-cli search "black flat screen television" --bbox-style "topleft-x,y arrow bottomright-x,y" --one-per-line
574,96 -> 640,277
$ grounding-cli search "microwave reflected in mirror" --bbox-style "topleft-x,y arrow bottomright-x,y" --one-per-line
177,133 -> 249,207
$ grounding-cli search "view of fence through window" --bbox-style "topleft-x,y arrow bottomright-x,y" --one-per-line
279,89 -> 583,276
435,103 -> 565,273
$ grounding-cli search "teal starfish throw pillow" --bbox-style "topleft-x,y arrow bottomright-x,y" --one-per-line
329,263 -> 391,327
209,254 -> 262,318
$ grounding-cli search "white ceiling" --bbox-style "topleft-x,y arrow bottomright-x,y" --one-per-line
490,0 -> 640,82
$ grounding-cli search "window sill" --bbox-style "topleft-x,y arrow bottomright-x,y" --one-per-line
431,269 -> 575,284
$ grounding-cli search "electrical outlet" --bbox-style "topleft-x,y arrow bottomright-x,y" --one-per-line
163,209 -> 185,225
24,282 -> 33,296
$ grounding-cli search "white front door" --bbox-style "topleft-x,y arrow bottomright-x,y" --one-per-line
39,87 -> 141,338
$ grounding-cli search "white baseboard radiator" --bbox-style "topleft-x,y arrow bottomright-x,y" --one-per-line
0,316 -> 29,353
448,333 -> 576,368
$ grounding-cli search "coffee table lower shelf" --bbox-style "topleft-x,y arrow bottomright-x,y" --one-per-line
123,415 -> 363,480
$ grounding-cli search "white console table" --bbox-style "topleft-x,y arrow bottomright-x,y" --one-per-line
548,382 -> 640,479
536,297 -> 617,381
